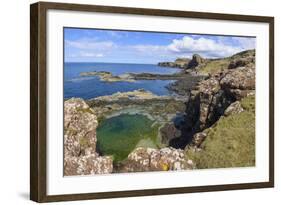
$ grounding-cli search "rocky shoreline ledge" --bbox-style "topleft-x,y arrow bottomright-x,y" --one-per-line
80,70 -> 206,82
64,49 -> 256,175
87,89 -> 187,125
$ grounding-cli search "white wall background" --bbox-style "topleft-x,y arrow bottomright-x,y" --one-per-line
0,0 -> 279,204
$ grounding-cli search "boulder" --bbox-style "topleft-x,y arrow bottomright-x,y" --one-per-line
220,66 -> 255,100
224,101 -> 244,116
118,147 -> 195,172
220,67 -> 255,90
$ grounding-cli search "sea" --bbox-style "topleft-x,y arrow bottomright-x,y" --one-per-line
64,62 -> 180,99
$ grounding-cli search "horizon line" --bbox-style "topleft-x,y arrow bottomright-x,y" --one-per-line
64,61 -> 158,65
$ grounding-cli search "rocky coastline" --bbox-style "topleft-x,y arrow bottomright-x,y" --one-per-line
80,70 -> 206,82
64,49 -> 256,175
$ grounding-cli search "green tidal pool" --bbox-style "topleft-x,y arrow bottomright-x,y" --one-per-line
96,114 -> 161,163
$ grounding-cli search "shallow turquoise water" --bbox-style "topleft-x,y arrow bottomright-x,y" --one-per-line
96,114 -> 160,162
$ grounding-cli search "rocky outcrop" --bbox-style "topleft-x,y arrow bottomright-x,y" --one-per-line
189,60 -> 254,129
64,98 -> 113,176
117,147 -> 195,172
80,70 -> 199,81
80,71 -> 135,82
129,72 -> 188,80
175,58 -> 191,68
158,58 -> 190,69
187,54 -> 206,69
220,65 -> 255,100
170,50 -> 255,148
158,62 -> 177,67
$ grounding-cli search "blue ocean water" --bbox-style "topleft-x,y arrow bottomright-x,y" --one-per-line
64,62 -> 180,99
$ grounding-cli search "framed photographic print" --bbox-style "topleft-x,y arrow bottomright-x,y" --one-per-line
30,1 -> 274,202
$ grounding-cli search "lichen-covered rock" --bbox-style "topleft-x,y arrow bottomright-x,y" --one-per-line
220,66 -> 255,91
118,147 -> 195,172
64,98 -> 113,176
64,98 -> 98,157
224,101 -> 244,116
191,132 -> 207,147
64,153 -> 113,176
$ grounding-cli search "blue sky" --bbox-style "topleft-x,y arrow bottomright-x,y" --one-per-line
64,28 -> 255,64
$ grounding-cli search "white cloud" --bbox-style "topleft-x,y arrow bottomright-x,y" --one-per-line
233,37 -> 256,50
79,52 -> 104,58
128,36 -> 255,59
167,36 -> 242,57
65,35 -> 256,62
65,38 -> 115,50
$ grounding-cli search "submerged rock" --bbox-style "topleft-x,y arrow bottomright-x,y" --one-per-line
117,147 -> 195,172
64,98 -> 113,176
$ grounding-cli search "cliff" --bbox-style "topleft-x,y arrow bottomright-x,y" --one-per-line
170,50 -> 255,148
171,49 -> 256,168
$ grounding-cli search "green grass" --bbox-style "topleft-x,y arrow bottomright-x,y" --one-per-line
199,59 -> 230,75
96,114 -> 161,163
186,95 -> 255,169
198,49 -> 255,75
